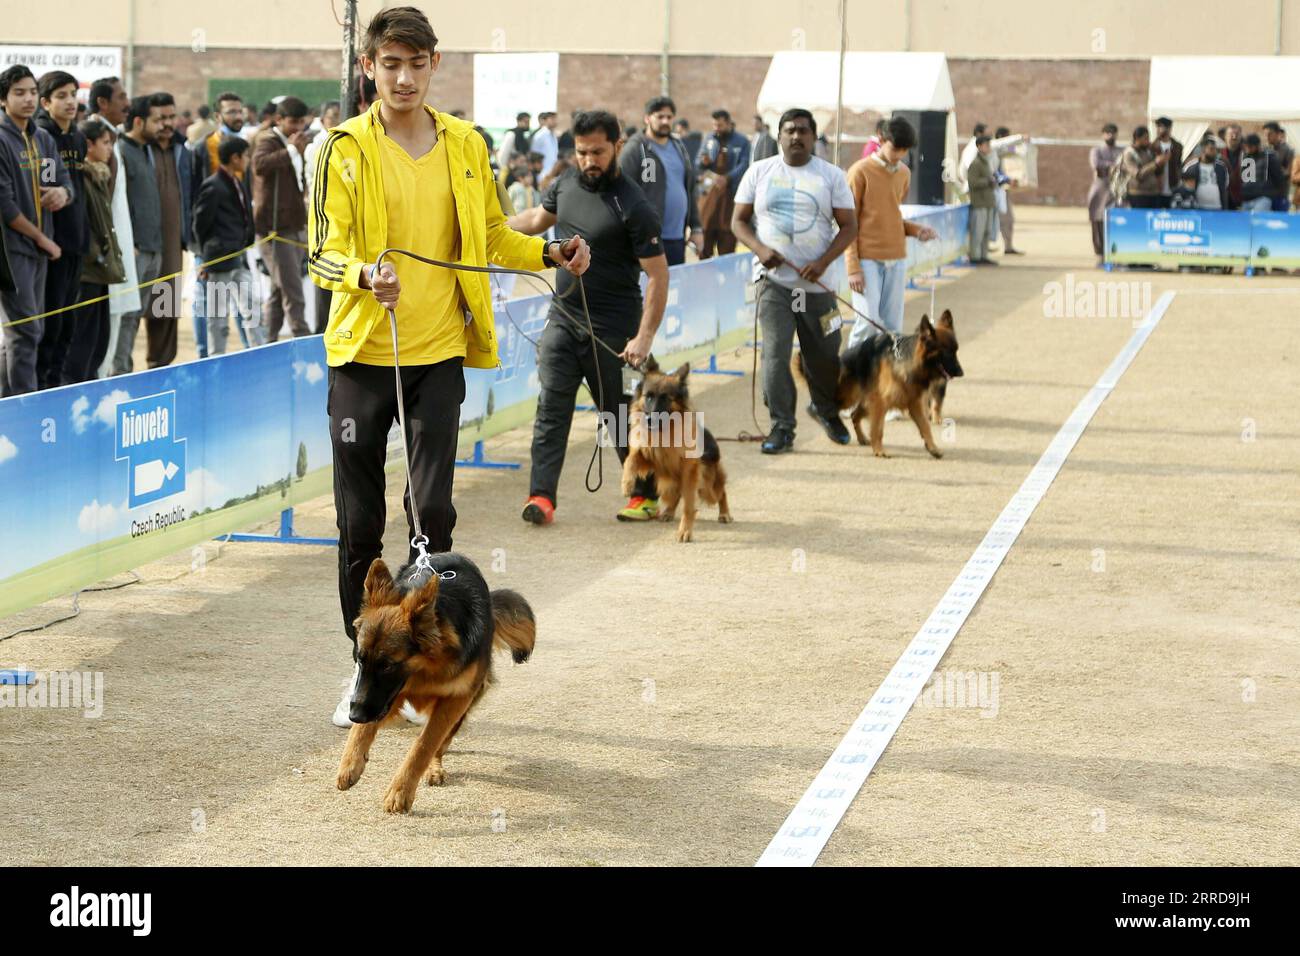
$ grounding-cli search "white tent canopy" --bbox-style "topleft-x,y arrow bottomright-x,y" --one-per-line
756,51 -> 955,133
1148,56 -> 1300,124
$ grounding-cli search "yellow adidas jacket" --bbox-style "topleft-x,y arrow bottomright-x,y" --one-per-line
307,101 -> 547,369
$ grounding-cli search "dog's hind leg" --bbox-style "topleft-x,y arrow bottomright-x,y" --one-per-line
909,398 -> 943,459
709,464 -> 733,524
868,397 -> 889,457
384,693 -> 477,813
336,719 -> 382,791
658,478 -> 681,522
427,686 -> 487,786
851,404 -> 869,446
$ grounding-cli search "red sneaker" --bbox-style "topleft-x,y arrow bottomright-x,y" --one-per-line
521,495 -> 555,525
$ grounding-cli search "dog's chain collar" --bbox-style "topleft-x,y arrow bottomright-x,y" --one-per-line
409,534 -> 457,583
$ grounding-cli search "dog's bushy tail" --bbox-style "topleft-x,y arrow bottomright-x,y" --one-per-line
490,590 -> 535,663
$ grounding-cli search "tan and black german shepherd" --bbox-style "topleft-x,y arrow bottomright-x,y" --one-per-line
622,358 -> 733,542
794,311 -> 963,458
336,552 -> 535,814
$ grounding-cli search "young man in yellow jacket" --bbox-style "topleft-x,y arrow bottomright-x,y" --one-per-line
309,6 -> 589,726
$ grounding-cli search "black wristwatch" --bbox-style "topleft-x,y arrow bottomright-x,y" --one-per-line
542,239 -> 563,268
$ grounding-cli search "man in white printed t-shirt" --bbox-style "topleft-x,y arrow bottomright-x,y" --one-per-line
731,108 -> 858,454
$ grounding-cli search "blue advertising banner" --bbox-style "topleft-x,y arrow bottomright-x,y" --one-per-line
1105,208 -> 1253,267
1247,211 -> 1300,267
1,207 -> 971,618
903,203 -> 970,277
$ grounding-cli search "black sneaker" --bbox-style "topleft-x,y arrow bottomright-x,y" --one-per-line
807,403 -> 850,445
761,428 -> 794,454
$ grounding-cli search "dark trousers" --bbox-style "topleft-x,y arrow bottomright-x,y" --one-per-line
63,282 -> 110,384
1091,220 -> 1105,257
700,227 -> 736,260
0,250 -> 48,397
529,317 -> 655,506
662,238 -> 686,267
314,283 -> 332,334
329,357 -> 465,647
145,275 -> 179,368
36,252 -> 83,389
1128,195 -> 1163,209
757,280 -> 842,434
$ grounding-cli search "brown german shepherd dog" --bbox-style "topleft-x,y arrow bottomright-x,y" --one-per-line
335,552 -> 535,814
622,358 -> 733,542
794,310 -> 963,459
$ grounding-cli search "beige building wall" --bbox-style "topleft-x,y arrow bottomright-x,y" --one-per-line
13,0 -> 1300,56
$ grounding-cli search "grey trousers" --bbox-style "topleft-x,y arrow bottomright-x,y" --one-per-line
112,248 -> 162,375
969,208 -> 992,261
204,267 -> 259,355
758,279 -> 842,435
0,249 -> 47,396
260,230 -> 309,342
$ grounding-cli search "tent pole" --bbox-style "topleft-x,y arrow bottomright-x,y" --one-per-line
834,0 -> 847,165
662,0 -> 672,95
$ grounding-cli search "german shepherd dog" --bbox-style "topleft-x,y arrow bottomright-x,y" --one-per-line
622,358 -> 733,542
335,552 -> 535,814
794,310 -> 963,458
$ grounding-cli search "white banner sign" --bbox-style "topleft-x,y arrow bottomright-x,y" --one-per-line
472,52 -> 558,137
0,46 -> 123,89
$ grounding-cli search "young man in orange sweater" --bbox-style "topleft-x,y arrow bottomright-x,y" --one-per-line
842,116 -> 937,350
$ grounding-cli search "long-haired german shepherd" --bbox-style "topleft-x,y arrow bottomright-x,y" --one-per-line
335,552 -> 535,814
622,358 -> 732,542
794,311 -> 963,458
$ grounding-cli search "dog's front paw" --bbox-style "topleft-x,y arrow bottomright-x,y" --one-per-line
383,781 -> 416,814
718,513 -> 734,524
336,759 -> 365,791
675,526 -> 693,543
873,449 -> 891,459
659,509 -> 676,522
928,446 -> 944,459
424,761 -> 446,787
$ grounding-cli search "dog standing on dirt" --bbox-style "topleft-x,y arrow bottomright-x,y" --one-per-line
794,310 -> 963,458
335,552 -> 535,814
622,358 -> 733,542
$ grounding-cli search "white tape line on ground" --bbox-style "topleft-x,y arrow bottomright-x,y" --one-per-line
756,290 -> 1177,868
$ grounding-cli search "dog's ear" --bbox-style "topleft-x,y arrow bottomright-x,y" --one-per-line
918,315 -> 936,338
642,355 -> 659,374
400,571 -> 440,620
363,559 -> 399,606
673,362 -> 690,383
937,309 -> 954,330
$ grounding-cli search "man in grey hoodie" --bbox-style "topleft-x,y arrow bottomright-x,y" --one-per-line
0,64 -> 73,396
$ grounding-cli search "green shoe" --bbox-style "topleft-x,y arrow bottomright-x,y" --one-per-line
616,496 -> 660,521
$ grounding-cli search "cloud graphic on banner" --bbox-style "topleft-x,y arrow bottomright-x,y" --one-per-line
176,467 -> 228,512
1262,218 -> 1287,230
74,389 -> 132,434
293,361 -> 324,385
0,434 -> 16,464
78,498 -> 123,535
